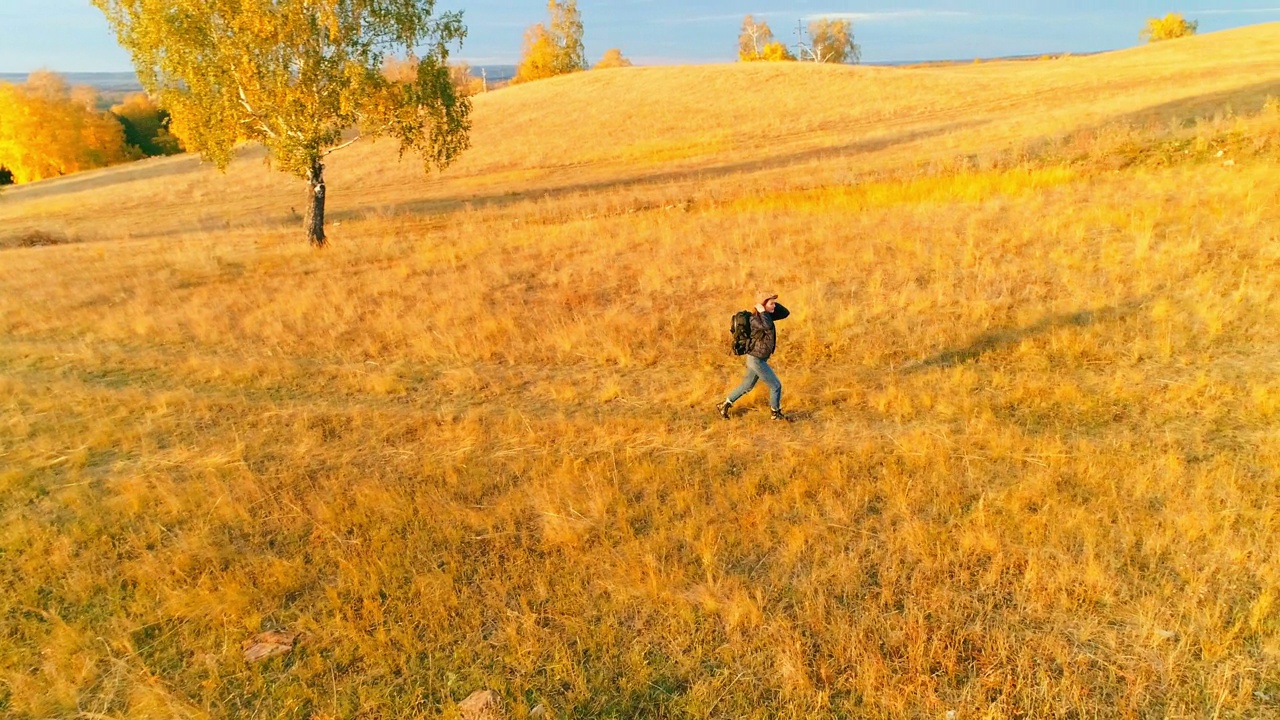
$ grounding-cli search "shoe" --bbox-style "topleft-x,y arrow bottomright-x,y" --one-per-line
770,409 -> 789,422
716,400 -> 732,420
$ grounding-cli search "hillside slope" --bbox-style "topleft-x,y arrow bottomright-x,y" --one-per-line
2,23 -> 1278,244
1,23 -> 1279,720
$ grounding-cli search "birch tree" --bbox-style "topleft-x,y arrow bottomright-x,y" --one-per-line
93,0 -> 472,247
514,1 -> 586,83
801,18 -> 861,64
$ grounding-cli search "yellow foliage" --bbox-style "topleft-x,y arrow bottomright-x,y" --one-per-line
513,0 -> 586,84
381,55 -> 418,83
1141,13 -> 1198,42
738,15 -> 795,62
384,56 -> 483,96
806,18 -> 860,64
93,0 -> 472,247
593,48 -> 633,70
738,15 -> 779,61
760,41 -> 796,62
449,62 -> 486,96
514,24 -> 560,84
0,72 -> 135,184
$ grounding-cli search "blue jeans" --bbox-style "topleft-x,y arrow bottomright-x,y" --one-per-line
728,355 -> 782,410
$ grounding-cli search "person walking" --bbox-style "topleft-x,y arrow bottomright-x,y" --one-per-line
718,292 -> 791,421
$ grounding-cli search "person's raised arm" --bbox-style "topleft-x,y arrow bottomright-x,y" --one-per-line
770,303 -> 790,321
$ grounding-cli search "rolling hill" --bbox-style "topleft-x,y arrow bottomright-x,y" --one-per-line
1,23 -> 1279,720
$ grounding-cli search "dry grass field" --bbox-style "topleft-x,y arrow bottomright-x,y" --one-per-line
2,23 -> 1280,720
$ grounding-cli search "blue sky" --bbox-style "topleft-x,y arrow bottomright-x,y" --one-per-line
1,1 -> 1278,72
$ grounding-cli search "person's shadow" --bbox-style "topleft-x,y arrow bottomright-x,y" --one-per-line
899,297 -> 1149,374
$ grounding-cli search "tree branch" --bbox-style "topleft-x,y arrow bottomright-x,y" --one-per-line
321,134 -> 364,157
238,84 -> 277,139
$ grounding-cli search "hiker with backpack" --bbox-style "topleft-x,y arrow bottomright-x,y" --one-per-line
718,292 -> 791,421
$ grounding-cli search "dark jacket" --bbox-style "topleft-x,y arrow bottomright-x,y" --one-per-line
747,304 -> 789,360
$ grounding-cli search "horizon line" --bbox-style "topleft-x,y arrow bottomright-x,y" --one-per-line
0,49 -> 1114,77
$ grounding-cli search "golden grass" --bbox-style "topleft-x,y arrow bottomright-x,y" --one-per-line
1,23 -> 1280,719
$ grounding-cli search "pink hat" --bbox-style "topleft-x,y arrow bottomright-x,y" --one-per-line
757,292 -> 779,306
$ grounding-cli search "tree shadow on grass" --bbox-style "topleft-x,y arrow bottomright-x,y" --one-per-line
1112,79 -> 1280,128
899,298 -> 1149,374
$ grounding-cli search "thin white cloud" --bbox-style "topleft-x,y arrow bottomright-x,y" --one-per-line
664,9 -> 976,25
1189,7 -> 1280,15
662,11 -> 791,25
456,55 -> 520,65
801,10 -> 975,22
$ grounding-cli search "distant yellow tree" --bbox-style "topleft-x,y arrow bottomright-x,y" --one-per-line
739,17 -> 796,62
385,56 -> 483,96
761,42 -> 796,62
804,18 -> 861,64
514,0 -> 586,83
381,56 -> 419,83
548,0 -> 586,72
593,48 -> 633,69
0,83 -> 27,182
1141,13 -> 1198,42
449,62 -> 486,96
738,15 -> 775,61
515,25 -> 559,83
0,72 -> 134,184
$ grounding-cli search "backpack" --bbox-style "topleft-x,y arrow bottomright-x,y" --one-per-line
730,310 -> 754,355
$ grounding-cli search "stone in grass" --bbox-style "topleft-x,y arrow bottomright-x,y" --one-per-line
458,690 -> 507,720
241,630 -> 300,663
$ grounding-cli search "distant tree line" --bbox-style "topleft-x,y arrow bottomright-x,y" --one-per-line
738,16 -> 862,64
0,71 -> 181,185
9,1 -> 850,190
512,1 -> 631,85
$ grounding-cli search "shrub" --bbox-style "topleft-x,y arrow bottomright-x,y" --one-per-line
1141,13 -> 1198,42
593,49 -> 632,70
